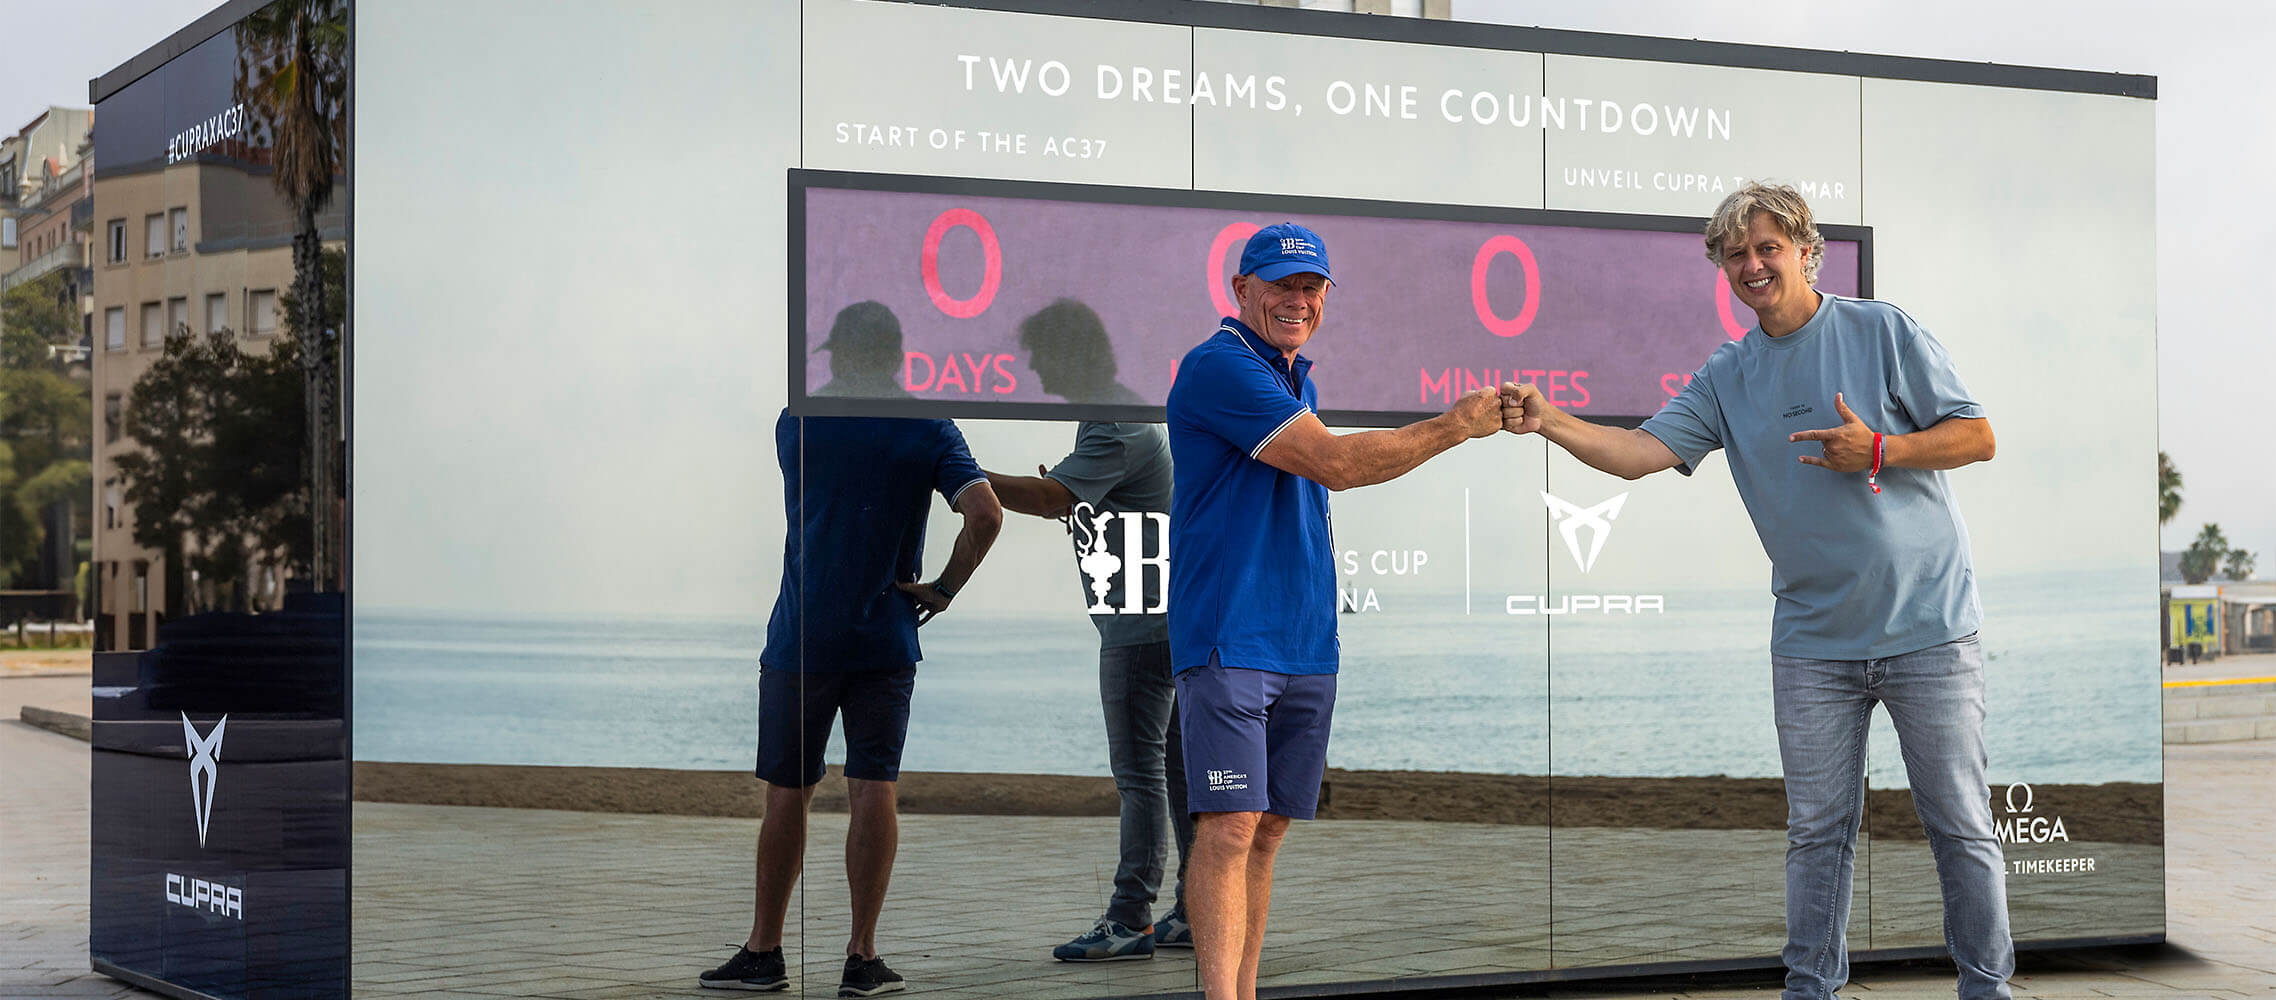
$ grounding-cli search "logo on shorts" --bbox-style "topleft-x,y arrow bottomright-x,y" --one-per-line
183,713 -> 228,848
1205,769 -> 1250,793
1540,491 -> 1627,573
1072,501 -> 1169,614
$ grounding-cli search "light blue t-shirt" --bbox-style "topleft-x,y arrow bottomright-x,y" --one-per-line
1639,293 -> 1985,660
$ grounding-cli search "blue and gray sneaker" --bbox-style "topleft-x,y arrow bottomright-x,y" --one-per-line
1052,919 -> 1155,962
1152,909 -> 1192,949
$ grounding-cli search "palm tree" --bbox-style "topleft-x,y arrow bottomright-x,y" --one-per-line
2158,451 -> 2183,527
235,0 -> 346,591
2181,523 -> 2229,585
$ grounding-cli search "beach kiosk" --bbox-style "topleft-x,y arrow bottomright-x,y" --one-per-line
86,1 -> 2165,998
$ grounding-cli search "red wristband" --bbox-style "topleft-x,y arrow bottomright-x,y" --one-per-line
1868,433 -> 1884,495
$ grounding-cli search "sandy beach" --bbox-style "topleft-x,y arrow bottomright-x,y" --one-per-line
353,761 -> 2162,844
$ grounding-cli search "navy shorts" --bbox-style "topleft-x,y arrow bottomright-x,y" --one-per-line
755,666 -> 916,787
1175,662 -> 1336,819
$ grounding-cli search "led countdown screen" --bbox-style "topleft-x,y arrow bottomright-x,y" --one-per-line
794,170 -> 1867,426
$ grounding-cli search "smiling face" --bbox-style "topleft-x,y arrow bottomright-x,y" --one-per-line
1719,211 -> 1819,335
1232,270 -> 1330,359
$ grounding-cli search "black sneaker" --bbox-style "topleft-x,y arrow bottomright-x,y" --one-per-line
698,946 -> 788,991
838,955 -> 905,997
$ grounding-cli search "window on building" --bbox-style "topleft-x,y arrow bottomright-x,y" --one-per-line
206,293 -> 227,334
132,561 -> 149,614
2,216 -> 15,250
167,297 -> 187,339
106,219 -> 125,263
249,289 -> 279,335
169,207 -> 188,252
104,307 -> 124,350
141,302 -> 163,347
144,214 -> 164,258
104,393 -> 122,444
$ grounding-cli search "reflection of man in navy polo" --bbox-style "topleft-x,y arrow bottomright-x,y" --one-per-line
1503,184 -> 2010,1000
1168,225 -> 1503,1000
701,301 -> 1003,998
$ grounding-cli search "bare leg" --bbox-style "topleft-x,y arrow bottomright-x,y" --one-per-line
1237,814 -> 1290,999
746,782 -> 819,951
1191,811 -> 1293,1000
844,776 -> 900,959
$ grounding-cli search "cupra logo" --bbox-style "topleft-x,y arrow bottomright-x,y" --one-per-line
1540,491 -> 1628,573
182,713 -> 227,848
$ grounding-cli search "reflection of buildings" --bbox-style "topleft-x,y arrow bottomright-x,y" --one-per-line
2163,581 -> 2276,659
1,108 -> 94,291
1,107 -> 95,611
89,128 -> 344,649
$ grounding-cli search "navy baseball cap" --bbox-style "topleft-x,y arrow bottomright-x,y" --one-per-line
1239,222 -> 1333,284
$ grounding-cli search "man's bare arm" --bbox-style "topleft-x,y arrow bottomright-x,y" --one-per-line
895,481 -> 1004,624
1255,387 -> 1502,491
1504,382 -> 1684,481
1888,416 -> 1995,469
985,468 -> 1077,519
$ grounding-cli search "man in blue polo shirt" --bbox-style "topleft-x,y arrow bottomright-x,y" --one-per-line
1501,184 -> 2009,1000
1168,224 -> 1503,1000
701,301 -> 1003,998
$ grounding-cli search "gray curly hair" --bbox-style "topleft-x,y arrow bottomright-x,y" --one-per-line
1703,183 -> 1824,285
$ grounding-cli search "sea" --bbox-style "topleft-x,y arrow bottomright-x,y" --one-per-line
353,570 -> 2161,786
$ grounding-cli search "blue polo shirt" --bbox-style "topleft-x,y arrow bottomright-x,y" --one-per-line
760,409 -> 987,672
1166,319 -> 1337,676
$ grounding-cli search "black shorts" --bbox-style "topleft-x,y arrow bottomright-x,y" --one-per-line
754,666 -> 916,787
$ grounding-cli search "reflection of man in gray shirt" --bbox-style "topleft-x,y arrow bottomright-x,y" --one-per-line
984,299 -> 1193,963
1503,184 -> 2010,1000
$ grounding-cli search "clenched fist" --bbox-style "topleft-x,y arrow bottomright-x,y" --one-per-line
1499,382 -> 1545,435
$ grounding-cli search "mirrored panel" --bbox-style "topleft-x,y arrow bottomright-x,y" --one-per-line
338,3 -> 2163,999
88,1 -> 350,996
1859,77 -> 2165,959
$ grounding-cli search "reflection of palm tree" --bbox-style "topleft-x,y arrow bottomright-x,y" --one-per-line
236,0 -> 346,590
2157,451 -> 2183,527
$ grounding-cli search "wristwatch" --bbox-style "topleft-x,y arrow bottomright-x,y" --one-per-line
932,578 -> 959,600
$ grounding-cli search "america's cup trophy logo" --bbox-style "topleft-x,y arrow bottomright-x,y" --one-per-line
183,713 -> 229,848
1073,502 -> 1122,614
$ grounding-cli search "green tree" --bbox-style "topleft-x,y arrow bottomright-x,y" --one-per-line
2158,451 -> 2183,526
112,329 -> 308,615
0,272 -> 92,588
2225,548 -> 2257,582
2181,523 -> 2231,586
236,0 -> 346,591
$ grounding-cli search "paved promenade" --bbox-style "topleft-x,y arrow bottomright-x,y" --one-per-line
5,666 -> 2272,999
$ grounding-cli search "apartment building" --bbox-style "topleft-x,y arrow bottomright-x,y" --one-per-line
90,108 -> 344,649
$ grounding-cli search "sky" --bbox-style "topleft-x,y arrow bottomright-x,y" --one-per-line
3,0 -> 2265,611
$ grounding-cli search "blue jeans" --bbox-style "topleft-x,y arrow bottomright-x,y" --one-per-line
1100,640 -> 1192,929
1771,634 -> 2013,1000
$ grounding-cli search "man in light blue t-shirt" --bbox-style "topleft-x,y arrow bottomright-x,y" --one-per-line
1501,184 -> 2012,1000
